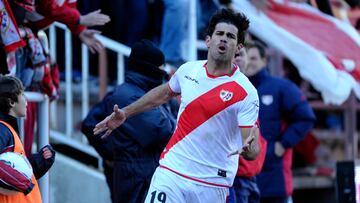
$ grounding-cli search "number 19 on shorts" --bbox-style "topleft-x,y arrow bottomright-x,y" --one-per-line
150,191 -> 167,203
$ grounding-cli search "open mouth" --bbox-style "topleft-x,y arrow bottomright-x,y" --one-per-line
218,45 -> 226,53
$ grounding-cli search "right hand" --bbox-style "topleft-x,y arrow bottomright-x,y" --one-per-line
274,141 -> 285,157
228,125 -> 259,157
78,29 -> 104,53
79,9 -> 110,27
93,105 -> 126,138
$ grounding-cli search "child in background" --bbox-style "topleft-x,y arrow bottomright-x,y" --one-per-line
0,75 -> 55,203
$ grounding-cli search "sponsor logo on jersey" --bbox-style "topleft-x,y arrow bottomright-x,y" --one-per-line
184,75 -> 199,84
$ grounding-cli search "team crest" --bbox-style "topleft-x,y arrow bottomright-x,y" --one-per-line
220,89 -> 233,102
261,95 -> 273,106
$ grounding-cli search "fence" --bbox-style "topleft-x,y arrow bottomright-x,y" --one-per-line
23,92 -> 49,203
48,23 -> 131,166
47,0 -> 200,166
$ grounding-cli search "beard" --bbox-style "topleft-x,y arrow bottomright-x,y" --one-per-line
213,52 -> 231,63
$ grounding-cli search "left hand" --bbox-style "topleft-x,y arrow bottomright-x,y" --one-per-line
42,147 -> 53,159
79,9 -> 110,27
228,125 -> 258,157
94,104 -> 126,138
78,29 -> 104,54
274,141 -> 285,157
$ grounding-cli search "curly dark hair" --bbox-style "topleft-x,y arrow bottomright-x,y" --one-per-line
206,8 -> 250,44
0,76 -> 24,114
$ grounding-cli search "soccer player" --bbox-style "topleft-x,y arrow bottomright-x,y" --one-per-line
94,8 -> 260,202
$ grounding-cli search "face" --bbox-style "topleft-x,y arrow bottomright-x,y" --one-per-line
206,22 -> 241,64
233,48 -> 248,72
244,47 -> 266,77
9,92 -> 27,118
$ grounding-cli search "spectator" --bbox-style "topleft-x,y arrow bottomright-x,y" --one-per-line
243,42 -> 316,203
0,75 -> 55,202
27,0 -> 110,53
228,47 -> 267,203
84,39 -> 176,203
9,0 -> 110,53
81,100 -> 114,202
7,0 -> 110,156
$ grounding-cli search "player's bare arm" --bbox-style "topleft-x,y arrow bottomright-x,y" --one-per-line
240,125 -> 260,160
93,82 -> 178,138
229,125 -> 260,159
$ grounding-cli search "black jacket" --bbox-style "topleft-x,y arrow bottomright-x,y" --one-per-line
81,71 -> 177,162
81,71 -> 177,203
251,69 -> 316,197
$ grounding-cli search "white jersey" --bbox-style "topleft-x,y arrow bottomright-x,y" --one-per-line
160,60 -> 259,188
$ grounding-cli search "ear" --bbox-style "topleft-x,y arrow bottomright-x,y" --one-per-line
205,36 -> 211,48
9,99 -> 15,107
237,44 -> 243,53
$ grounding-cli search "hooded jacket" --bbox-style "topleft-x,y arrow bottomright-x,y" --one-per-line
252,69 -> 316,197
81,71 -> 176,203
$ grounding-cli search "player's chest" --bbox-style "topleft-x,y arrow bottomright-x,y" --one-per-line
179,79 -> 248,116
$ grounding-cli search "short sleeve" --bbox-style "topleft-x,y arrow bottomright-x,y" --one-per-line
237,90 -> 259,127
168,67 -> 184,93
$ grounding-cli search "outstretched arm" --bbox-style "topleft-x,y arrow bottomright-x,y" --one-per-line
94,83 -> 178,137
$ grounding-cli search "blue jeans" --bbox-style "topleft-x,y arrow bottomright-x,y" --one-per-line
160,0 -> 189,64
229,177 -> 260,203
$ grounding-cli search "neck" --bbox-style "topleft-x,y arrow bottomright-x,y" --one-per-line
8,111 -> 16,118
206,59 -> 233,76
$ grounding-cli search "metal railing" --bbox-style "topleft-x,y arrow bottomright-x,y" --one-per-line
46,1 -> 199,165
48,22 -> 131,164
23,92 -> 49,203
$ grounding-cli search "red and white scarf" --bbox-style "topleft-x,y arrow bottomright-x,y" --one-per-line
0,0 -> 26,53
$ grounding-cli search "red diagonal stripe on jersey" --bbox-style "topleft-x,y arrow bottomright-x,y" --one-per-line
160,81 -> 248,159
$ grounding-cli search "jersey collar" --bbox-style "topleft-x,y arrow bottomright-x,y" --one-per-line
203,62 -> 238,79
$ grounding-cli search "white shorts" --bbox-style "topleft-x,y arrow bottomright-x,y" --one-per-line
144,167 -> 228,203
